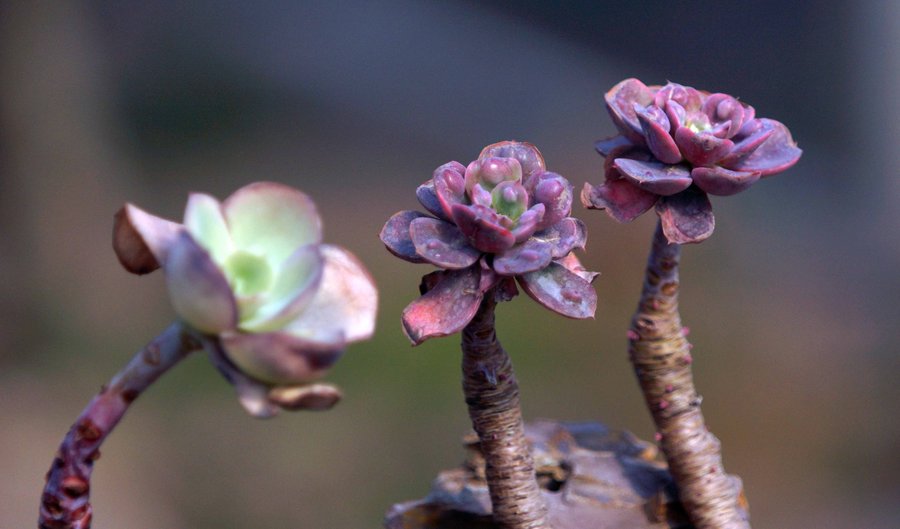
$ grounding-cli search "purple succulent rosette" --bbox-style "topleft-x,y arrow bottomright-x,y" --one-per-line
582,78 -> 802,243
381,141 -> 598,345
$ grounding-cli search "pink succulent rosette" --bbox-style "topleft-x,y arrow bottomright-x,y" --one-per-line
381,141 -> 597,344
113,182 -> 377,415
582,78 -> 802,243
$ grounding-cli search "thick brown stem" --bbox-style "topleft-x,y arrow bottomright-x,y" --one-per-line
461,294 -> 549,529
629,222 -> 749,529
39,322 -> 200,529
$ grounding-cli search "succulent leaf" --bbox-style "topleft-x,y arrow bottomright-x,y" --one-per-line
410,217 -> 482,269
380,210 -> 429,263
220,330 -> 343,386
493,237 -> 553,275
604,78 -> 654,144
532,172 -> 573,230
434,164 -> 469,220
223,182 -> 322,266
691,166 -> 761,196
656,186 -> 715,244
518,262 -> 597,319
280,244 -> 378,345
723,118 -> 802,176
510,203 -> 545,242
673,127 -> 735,166
636,104 -> 682,164
165,232 -> 239,334
478,141 -> 546,181
184,193 -> 233,263
450,204 -> 516,254
580,179 -> 658,223
416,179 -> 451,221
239,244 -> 324,332
537,217 -> 588,259
613,158 -> 693,196
401,265 -> 483,345
113,203 -> 183,275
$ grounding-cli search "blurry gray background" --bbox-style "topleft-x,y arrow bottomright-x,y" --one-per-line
1,1 -> 897,528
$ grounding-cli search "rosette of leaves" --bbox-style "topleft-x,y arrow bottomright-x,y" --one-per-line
381,141 -> 597,343
113,181 -> 378,414
40,182 -> 378,529
582,78 -> 802,243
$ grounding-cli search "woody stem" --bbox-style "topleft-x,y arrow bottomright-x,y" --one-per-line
39,322 -> 200,529
461,293 -> 550,529
628,221 -> 749,529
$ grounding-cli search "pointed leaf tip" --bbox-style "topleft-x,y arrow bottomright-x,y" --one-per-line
113,203 -> 182,275
380,210 -> 429,263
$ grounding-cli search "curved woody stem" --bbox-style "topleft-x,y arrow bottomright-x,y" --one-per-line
39,322 -> 200,529
629,222 -> 749,529
461,293 -> 549,529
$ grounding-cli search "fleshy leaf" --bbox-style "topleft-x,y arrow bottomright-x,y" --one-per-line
635,104 -> 681,164
220,330 -> 343,385
183,193 -> 233,264
654,82 -> 702,111
493,238 -> 553,275
165,232 -> 238,334
112,203 -> 183,275
478,141 -> 546,181
434,163 -> 468,220
269,383 -> 343,411
239,244 -> 324,332
595,135 -> 636,157
531,172 -> 573,230
613,158 -> 692,196
510,203 -> 545,242
556,252 -> 599,283
465,157 -> 522,195
380,210 -> 429,263
535,217 -> 587,259
721,124 -> 775,163
692,166 -> 761,196
223,182 -> 322,265
604,78 -> 654,144
518,261 -> 597,319
410,217 -> 481,269
673,127 -> 734,166
664,100 -> 687,129
724,118 -> 802,176
702,93 -> 745,137
416,179 -> 450,221
656,187 -> 716,244
205,340 -> 280,418
580,180 -> 658,223
281,244 -> 378,345
491,181 -> 528,220
450,204 -> 516,254
401,265 -> 483,345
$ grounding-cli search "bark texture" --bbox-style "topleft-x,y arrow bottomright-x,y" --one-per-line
461,295 -> 550,529
629,222 -> 749,529
39,322 -> 199,529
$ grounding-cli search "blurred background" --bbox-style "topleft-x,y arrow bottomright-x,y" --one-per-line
1,1 -> 897,528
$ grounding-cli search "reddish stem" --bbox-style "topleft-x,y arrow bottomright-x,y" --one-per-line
39,322 -> 200,529
461,293 -> 549,529
628,222 -> 749,529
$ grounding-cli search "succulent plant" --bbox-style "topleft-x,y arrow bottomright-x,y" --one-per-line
381,141 -> 597,344
582,78 -> 802,243
41,182 -> 378,529
114,181 -> 377,403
